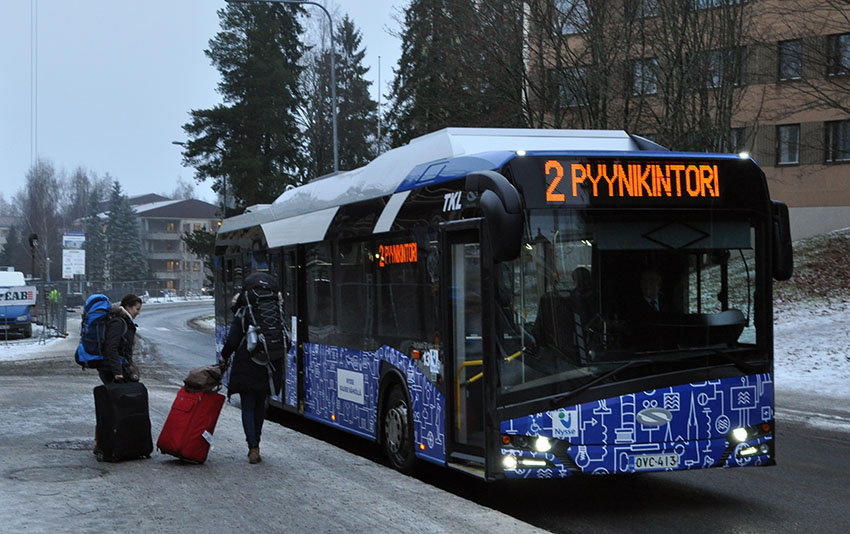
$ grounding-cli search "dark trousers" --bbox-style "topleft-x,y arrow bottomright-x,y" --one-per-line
240,391 -> 267,448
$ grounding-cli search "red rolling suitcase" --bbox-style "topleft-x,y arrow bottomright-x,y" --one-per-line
157,387 -> 225,463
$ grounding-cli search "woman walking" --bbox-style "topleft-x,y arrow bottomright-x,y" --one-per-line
220,273 -> 284,464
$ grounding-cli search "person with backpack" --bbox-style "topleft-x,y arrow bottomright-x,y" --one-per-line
219,273 -> 286,464
90,293 -> 144,459
98,294 -> 143,384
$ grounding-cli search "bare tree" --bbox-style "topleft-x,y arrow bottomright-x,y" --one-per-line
169,176 -> 197,200
17,159 -> 63,281
516,0 -> 761,151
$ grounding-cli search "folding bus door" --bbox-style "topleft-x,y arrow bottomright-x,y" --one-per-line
442,223 -> 487,468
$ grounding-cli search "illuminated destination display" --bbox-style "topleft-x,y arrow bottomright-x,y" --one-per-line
378,242 -> 418,267
545,160 -> 721,202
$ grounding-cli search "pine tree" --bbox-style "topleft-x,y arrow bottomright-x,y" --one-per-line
105,182 -> 146,283
84,188 -> 107,282
301,15 -> 378,178
181,3 -> 305,210
0,225 -> 31,274
386,0 -> 500,147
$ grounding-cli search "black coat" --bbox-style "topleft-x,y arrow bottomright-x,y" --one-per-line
221,313 -> 283,397
101,305 -> 137,377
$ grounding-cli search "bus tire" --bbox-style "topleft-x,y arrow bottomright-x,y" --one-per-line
382,385 -> 416,474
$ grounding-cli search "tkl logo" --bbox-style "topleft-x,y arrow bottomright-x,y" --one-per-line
442,191 -> 462,212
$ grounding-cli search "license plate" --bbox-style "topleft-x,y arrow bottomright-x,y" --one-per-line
633,452 -> 679,470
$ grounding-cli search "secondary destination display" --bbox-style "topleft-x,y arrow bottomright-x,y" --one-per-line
545,159 -> 721,201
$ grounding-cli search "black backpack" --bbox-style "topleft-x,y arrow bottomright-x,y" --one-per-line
241,273 -> 289,365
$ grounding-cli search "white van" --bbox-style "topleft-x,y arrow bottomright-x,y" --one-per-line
0,270 -> 34,338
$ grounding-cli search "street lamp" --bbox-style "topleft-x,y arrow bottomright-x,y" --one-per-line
226,0 -> 339,173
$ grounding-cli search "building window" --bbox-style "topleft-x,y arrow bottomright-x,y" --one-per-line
193,223 -> 202,232
559,66 -> 590,107
628,0 -> 659,19
826,120 -> 850,163
166,260 -> 180,271
715,128 -> 745,153
702,48 -> 746,88
631,58 -> 658,95
778,39 -> 802,81
693,0 -> 743,8
776,124 -> 800,165
166,222 -> 176,232
730,127 -> 745,153
556,0 -> 588,34
828,33 -> 850,76
193,261 -> 201,271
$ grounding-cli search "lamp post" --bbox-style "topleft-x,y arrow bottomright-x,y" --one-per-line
173,140 -> 228,219
226,0 -> 339,173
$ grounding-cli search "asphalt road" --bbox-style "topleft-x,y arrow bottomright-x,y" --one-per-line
137,301 -> 850,533
135,299 -> 217,375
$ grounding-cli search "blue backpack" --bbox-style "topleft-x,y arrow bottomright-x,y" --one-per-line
75,294 -> 123,369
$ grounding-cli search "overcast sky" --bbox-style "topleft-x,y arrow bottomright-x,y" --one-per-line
0,0 -> 404,205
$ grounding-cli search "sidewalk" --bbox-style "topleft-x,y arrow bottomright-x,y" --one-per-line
0,322 -> 548,534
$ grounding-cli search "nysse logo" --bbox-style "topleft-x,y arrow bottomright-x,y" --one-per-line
545,160 -> 721,201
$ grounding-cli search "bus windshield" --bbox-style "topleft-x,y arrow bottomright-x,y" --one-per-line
495,209 -> 761,395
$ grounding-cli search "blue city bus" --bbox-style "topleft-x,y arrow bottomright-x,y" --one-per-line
214,128 -> 792,480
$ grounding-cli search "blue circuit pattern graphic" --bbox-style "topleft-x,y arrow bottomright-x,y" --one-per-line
500,374 -> 774,479
301,343 -> 446,464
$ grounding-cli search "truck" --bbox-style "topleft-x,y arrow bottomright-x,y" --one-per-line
0,270 -> 36,338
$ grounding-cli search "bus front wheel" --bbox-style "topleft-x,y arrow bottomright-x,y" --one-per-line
382,385 -> 416,473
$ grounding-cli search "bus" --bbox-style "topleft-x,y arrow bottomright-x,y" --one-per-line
214,128 -> 792,480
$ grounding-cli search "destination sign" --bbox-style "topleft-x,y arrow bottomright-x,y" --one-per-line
377,242 -> 418,267
544,159 -> 721,202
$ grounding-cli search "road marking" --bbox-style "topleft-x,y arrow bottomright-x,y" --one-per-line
776,407 -> 850,434
155,327 -> 170,331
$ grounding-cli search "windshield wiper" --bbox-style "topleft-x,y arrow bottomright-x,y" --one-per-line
546,359 -> 651,409
704,347 -> 766,374
634,346 -> 764,374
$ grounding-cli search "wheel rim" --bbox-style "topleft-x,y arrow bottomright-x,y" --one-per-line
385,401 -> 408,456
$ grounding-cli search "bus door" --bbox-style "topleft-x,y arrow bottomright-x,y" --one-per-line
280,247 -> 302,413
442,222 -> 488,468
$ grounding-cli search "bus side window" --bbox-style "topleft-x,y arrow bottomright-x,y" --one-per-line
306,243 -> 334,336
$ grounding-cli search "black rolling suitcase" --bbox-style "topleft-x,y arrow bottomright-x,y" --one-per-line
94,382 -> 153,462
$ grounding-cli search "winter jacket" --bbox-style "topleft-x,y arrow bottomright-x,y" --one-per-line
101,305 -> 137,377
221,312 -> 283,397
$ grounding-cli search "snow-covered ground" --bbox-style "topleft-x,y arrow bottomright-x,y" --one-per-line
3,298 -> 847,406
774,302 -> 850,401
0,324 -> 68,361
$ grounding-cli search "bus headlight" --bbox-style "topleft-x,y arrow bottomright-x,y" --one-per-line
534,436 -> 553,452
728,422 -> 773,445
503,455 -> 518,470
731,427 -> 749,442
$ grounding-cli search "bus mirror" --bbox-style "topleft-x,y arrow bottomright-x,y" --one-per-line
771,201 -> 793,281
465,171 -> 523,262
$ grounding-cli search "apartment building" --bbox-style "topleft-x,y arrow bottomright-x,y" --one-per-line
132,197 -> 219,294
741,1 -> 850,238
543,0 -> 850,238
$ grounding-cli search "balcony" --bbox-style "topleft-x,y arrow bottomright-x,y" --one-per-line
146,252 -> 183,260
144,232 -> 181,241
